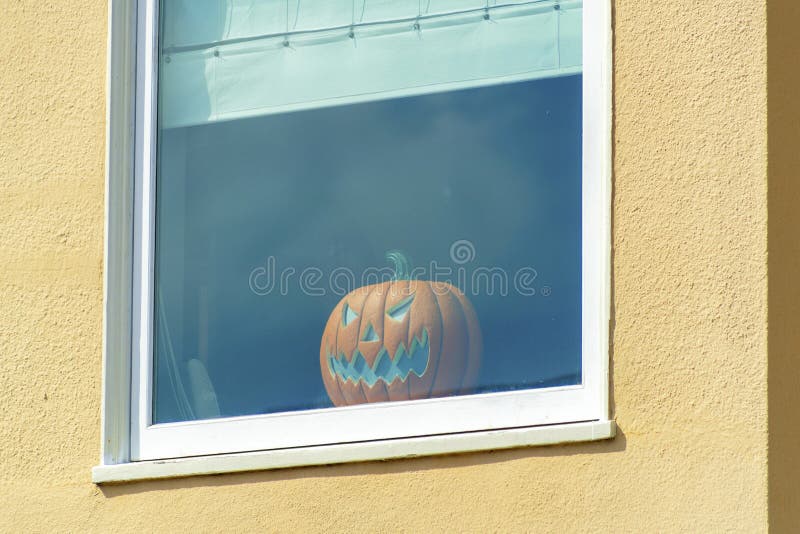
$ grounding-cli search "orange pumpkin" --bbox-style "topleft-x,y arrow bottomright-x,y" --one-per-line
320,252 -> 482,406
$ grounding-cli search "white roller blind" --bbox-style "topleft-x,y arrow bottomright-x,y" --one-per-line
159,0 -> 582,128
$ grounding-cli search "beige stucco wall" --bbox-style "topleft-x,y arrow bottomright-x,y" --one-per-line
0,1 -> 781,532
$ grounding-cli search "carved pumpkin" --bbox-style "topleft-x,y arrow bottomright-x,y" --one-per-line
320,251 -> 482,406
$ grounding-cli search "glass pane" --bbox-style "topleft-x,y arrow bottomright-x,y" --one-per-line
153,0 -> 582,423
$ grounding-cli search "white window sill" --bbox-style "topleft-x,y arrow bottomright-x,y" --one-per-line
92,420 -> 615,484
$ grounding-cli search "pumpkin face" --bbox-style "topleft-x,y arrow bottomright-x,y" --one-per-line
320,279 -> 482,406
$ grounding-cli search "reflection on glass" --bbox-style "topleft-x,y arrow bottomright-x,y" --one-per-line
153,0 -> 582,423
154,76 -> 582,423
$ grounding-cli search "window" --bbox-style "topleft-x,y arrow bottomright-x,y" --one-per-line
97,0 -> 611,478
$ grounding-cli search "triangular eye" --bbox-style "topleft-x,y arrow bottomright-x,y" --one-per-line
386,294 -> 414,322
361,323 -> 380,342
342,303 -> 359,326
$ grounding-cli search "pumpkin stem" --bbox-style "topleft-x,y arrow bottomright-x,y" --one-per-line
386,250 -> 412,281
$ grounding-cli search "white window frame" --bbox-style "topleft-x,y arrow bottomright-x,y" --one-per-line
95,0 -> 613,483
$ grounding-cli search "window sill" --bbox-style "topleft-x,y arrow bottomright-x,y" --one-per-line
92,419 -> 615,484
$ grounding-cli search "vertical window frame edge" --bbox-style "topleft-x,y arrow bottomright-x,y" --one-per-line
97,0 -> 614,476
100,0 -> 138,468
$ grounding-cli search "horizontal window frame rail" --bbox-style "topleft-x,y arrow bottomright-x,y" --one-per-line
93,420 -> 615,484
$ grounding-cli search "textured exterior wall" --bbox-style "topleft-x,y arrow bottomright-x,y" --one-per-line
0,1 -> 774,532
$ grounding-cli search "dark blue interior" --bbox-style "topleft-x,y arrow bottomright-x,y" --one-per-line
154,75 -> 583,423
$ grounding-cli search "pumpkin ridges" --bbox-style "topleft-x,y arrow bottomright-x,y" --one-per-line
407,281 -> 444,400
420,282 -> 446,400
452,289 -> 482,394
352,285 -> 377,405
383,279 -> 413,402
320,300 -> 346,406
447,287 -> 471,395
357,284 -> 388,369
359,284 -> 390,404
429,284 -> 469,398
335,286 -> 371,405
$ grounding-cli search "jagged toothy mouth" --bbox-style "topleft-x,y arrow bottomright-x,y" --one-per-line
327,329 -> 430,386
